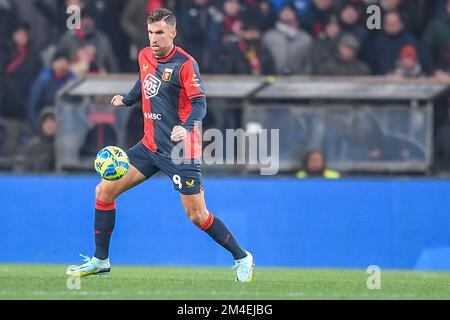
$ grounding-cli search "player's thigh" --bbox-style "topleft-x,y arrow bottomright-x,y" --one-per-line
96,164 -> 146,200
153,151 -> 204,196
127,141 -> 160,179
180,190 -> 207,213
158,159 -> 203,195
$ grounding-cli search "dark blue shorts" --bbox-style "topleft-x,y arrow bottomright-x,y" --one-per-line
127,141 -> 202,195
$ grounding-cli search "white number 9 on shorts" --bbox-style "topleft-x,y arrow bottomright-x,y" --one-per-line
172,174 -> 182,189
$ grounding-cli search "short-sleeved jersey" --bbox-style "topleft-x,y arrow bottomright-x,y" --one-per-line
138,46 -> 206,159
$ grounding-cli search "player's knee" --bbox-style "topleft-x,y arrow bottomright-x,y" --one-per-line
185,206 -> 208,227
95,182 -> 116,201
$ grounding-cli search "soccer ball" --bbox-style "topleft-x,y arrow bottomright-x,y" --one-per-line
94,146 -> 130,181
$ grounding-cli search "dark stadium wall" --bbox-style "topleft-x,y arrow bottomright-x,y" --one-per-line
0,176 -> 449,271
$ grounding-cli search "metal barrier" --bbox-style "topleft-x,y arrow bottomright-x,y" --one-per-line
54,75 -> 449,173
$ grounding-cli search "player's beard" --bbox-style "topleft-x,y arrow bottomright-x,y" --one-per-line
153,44 -> 174,59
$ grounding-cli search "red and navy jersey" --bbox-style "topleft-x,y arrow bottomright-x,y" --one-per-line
131,46 -> 206,159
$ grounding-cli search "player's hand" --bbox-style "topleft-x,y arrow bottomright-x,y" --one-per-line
111,95 -> 126,107
171,125 -> 188,142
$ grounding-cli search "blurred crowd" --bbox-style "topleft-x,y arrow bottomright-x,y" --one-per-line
0,0 -> 449,173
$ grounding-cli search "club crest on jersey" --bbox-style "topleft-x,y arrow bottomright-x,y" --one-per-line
162,68 -> 173,81
143,73 -> 161,99
142,64 -> 149,71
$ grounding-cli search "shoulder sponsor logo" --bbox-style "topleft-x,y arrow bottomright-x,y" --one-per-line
142,64 -> 149,71
190,74 -> 202,87
162,68 -> 174,81
143,73 -> 161,99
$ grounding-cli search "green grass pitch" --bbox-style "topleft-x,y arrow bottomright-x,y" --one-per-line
0,264 -> 449,300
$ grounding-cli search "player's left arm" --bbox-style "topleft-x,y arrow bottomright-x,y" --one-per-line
171,59 -> 207,142
111,75 -> 142,107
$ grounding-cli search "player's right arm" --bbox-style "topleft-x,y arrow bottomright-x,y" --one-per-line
111,75 -> 142,107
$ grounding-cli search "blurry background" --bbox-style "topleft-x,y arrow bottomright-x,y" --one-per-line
1,0 -> 449,176
1,0 -> 450,270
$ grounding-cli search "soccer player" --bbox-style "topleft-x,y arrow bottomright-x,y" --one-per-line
66,8 -> 254,282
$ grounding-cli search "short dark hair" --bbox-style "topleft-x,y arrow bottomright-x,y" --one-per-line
52,50 -> 69,63
147,8 -> 177,28
303,150 -> 326,170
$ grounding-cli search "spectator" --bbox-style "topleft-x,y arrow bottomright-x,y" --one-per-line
121,0 -> 168,56
57,14 -> 119,72
219,18 -> 274,75
0,0 -> 19,48
262,4 -> 313,75
21,107 -> 56,172
347,112 -> 424,161
368,10 -> 425,75
296,150 -> 341,178
32,0 -> 93,52
312,18 -> 341,73
422,0 -> 450,80
35,0 -> 128,42
85,0 -> 127,37
379,0 -> 400,11
315,33 -> 370,75
0,23 -> 39,156
272,0 -> 311,14
35,0 -> 87,30
347,113 -> 385,161
221,0 -> 244,45
27,52 -> 76,132
70,43 -> 103,77
241,0 -> 277,32
14,0 -> 60,53
30,0 -> 85,68
337,2 -> 368,43
83,0 -> 131,72
299,0 -> 336,37
378,0 -> 420,35
388,44 -> 425,78
378,0 -> 404,18
178,0 -> 223,73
